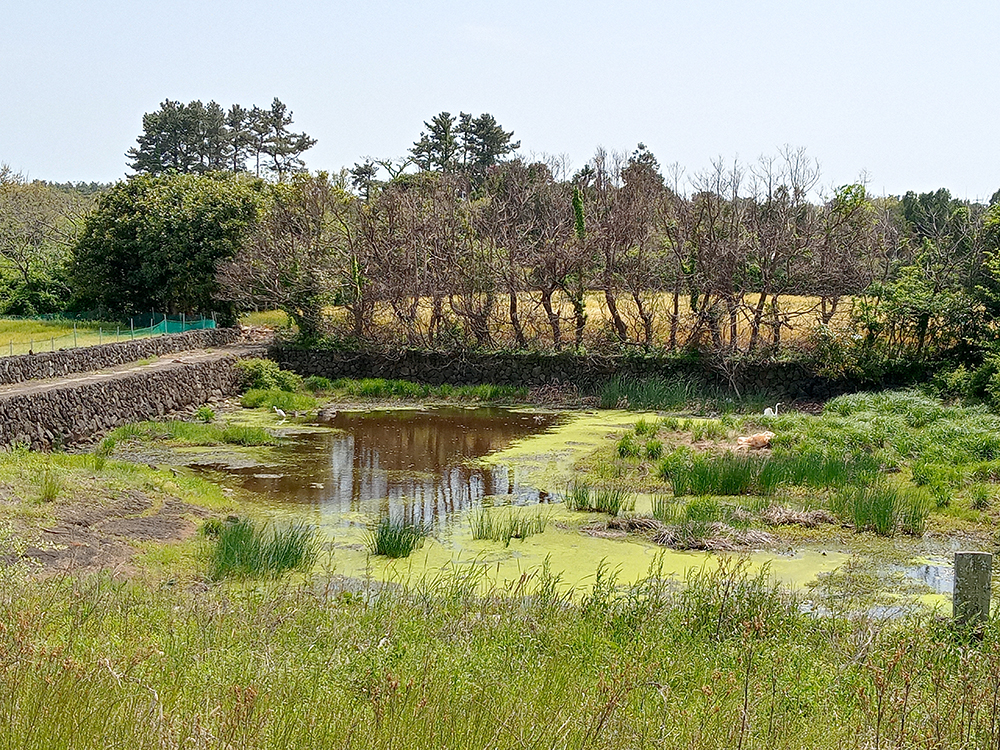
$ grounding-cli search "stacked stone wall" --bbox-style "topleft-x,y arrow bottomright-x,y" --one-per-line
0,353 -> 248,450
0,328 -> 243,386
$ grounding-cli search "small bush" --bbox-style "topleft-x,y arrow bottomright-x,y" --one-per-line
89,436 -> 117,471
634,418 -> 659,436
303,376 -> 333,392
831,483 -> 932,536
644,439 -> 664,460
969,484 -> 993,511
209,517 -> 318,578
195,405 -> 215,423
235,359 -> 301,392
37,467 -> 62,502
365,518 -> 429,558
616,434 -> 640,459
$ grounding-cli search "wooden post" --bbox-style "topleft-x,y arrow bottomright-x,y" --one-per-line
954,551 -> 992,627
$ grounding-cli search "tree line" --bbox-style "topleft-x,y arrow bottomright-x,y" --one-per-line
3,103 -> 1000,371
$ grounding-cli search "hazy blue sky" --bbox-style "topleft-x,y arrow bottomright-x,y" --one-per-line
2,0 -> 998,199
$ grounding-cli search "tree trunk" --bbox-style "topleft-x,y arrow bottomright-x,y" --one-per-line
508,289 -> 527,348
604,287 -> 628,341
540,288 -> 562,351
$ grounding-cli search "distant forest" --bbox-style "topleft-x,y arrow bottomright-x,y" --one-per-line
3,98 -> 1000,377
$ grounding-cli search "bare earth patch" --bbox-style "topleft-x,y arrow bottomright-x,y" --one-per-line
23,492 -> 207,577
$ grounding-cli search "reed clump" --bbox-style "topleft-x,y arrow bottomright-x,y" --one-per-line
564,481 -> 635,515
207,517 -> 318,578
365,518 -> 429,558
470,507 -> 549,547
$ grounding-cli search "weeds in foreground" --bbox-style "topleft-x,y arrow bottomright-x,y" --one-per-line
195,405 -> 215,423
365,518 -> 429,557
7,558 -> 1000,747
207,517 -> 318,578
563,481 -> 635,515
470,507 -> 549,547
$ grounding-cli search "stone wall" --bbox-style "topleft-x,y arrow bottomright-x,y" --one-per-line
0,328 -> 243,386
0,352 -> 249,450
271,348 -> 864,399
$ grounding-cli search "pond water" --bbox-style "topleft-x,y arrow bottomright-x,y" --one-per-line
194,407 -> 561,526
188,406 -> 928,599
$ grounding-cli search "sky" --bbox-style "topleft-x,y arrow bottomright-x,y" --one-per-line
2,0 -> 998,200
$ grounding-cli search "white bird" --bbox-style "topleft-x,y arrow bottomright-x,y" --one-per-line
273,406 -> 287,419
763,402 -> 783,417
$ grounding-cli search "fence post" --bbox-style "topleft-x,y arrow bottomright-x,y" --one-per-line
99,328 -> 102,346
131,319 -> 135,340
50,336 -> 54,352
954,551 -> 992,627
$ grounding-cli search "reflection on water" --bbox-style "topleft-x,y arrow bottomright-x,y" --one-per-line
193,407 -> 560,526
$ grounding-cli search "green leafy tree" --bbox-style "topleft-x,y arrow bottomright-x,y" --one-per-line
128,98 -> 315,178
0,165 -> 83,314
411,112 -> 460,172
73,173 -> 265,320
411,111 -> 518,181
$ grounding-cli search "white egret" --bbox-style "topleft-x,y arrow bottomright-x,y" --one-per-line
763,402 -> 783,417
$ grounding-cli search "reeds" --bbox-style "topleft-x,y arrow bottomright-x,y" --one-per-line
111,420 -> 280,447
208,517 -> 318,578
365,518 -> 430,557
469,507 -> 549,547
327,378 -> 527,402
658,449 -> 878,497
831,483 -> 932,536
563,481 -> 635,515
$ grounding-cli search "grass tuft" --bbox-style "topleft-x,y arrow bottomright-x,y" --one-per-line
563,481 -> 635,515
469,507 -> 549,547
208,517 -> 318,578
365,518 -> 429,558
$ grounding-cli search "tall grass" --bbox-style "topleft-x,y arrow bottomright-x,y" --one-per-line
330,377 -> 527,402
6,560 -> 1000,747
365,518 -> 429,557
208,517 -> 318,578
563,481 -> 635,515
470,507 -> 549,547
658,448 -> 878,497
110,420 -> 280,447
240,388 -> 317,411
831,483 -> 933,536
599,376 -> 698,410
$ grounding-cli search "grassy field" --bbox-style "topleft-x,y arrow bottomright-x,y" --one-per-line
243,292 -> 852,349
0,318 -> 170,356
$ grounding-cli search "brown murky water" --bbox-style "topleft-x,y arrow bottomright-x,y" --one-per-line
194,407 -> 561,526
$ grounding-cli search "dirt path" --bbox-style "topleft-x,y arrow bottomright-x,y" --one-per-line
0,344 -> 264,399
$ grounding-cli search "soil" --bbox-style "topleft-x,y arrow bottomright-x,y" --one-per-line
22,490 -> 209,577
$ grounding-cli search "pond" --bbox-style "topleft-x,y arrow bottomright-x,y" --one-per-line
189,406 -> 950,606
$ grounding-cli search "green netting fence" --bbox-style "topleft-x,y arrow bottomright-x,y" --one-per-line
0,313 -> 216,357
